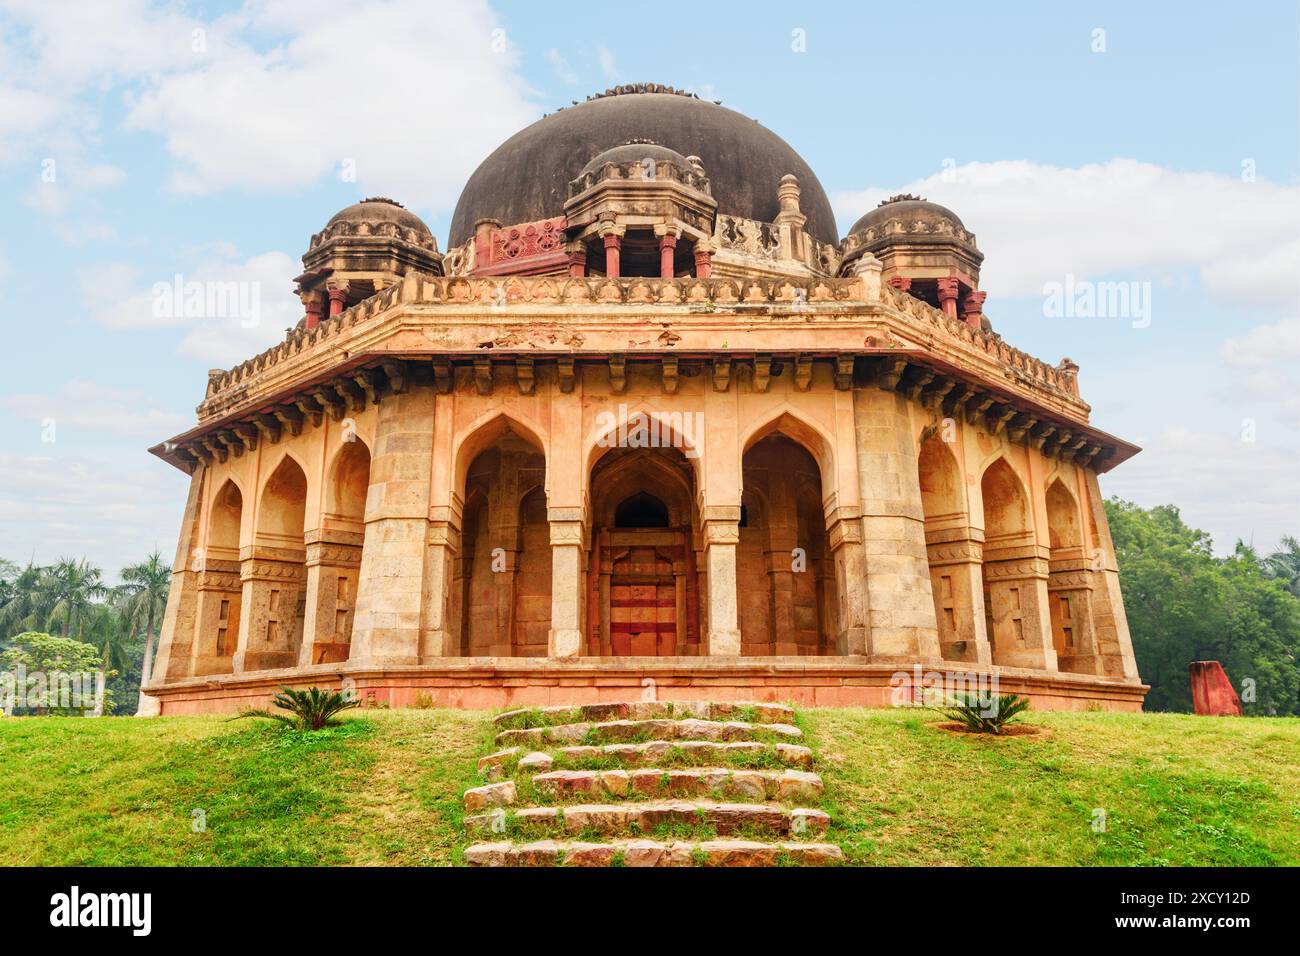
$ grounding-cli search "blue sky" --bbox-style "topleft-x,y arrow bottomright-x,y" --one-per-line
1,0 -> 1297,578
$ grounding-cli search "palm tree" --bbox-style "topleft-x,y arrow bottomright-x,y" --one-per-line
40,558 -> 107,640
0,561 -> 46,638
1265,536 -> 1300,597
85,601 -> 131,673
119,552 -> 171,714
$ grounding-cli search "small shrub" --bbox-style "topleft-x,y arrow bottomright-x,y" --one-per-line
233,686 -> 360,731
413,692 -> 435,710
941,692 -> 1030,735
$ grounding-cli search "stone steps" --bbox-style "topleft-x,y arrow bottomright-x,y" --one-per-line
460,700 -> 843,867
465,801 -> 830,838
478,739 -> 813,780
495,717 -> 803,749
465,838 -> 843,867
529,767 -> 823,802
493,700 -> 795,728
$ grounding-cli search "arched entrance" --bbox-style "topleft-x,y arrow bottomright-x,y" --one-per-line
586,445 -> 702,656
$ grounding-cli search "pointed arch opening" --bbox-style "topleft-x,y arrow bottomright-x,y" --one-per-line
243,456 -> 309,670
194,478 -> 243,675
980,457 -> 1037,668
1045,475 -> 1097,674
739,432 -> 836,655
309,438 -> 372,665
918,434 -> 981,662
587,443 -> 702,657
452,423 -> 548,657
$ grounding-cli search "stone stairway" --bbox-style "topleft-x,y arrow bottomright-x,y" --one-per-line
462,700 -> 843,867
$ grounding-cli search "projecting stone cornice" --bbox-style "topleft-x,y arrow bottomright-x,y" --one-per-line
149,272 -> 1138,475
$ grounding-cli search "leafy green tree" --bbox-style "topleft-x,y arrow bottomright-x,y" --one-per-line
39,558 -> 107,640
1,631 -> 113,715
0,561 -> 48,640
1265,535 -> 1300,597
1106,498 -> 1300,714
118,552 -> 171,714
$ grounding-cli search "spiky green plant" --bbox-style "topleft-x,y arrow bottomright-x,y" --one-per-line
940,692 -> 1030,735
234,686 -> 359,731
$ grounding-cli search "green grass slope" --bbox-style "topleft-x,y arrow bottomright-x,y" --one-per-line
0,708 -> 1296,866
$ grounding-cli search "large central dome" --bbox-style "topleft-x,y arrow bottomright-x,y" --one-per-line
449,86 -> 838,248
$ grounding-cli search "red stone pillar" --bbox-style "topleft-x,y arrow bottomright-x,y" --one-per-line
603,233 -> 621,279
326,280 -> 349,318
567,247 -> 587,278
960,290 -> 987,329
936,276 -> 960,320
888,276 -> 912,293
301,291 -> 323,331
658,232 -> 677,278
694,247 -> 711,278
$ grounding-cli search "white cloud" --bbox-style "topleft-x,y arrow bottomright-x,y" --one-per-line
596,43 -> 618,82
833,159 -> 1300,312
82,247 -> 301,365
1101,425 -> 1300,556
1219,318 -> 1300,429
545,48 -> 578,85
2,379 -> 189,437
0,450 -> 186,580
117,0 -> 537,212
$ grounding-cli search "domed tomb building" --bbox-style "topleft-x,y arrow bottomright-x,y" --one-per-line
146,85 -> 1145,713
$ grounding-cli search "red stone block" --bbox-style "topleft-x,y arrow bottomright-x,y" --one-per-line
1189,661 -> 1242,716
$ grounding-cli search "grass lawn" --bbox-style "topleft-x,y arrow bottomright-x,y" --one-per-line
0,707 -> 1296,866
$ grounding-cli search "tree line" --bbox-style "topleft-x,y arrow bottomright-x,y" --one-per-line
2,500 -> 1299,716
0,553 -> 169,715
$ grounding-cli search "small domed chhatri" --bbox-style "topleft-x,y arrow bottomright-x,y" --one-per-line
297,198 -> 442,325
144,84 -> 1144,716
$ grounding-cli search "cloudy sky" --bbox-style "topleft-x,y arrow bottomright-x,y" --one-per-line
1,0 -> 1297,578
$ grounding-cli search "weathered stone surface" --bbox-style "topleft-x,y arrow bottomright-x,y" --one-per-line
503,716 -> 799,748
555,739 -> 813,768
464,841 -> 511,866
514,840 -> 563,866
563,842 -> 616,866
775,769 -> 824,801
493,701 -> 795,727
779,842 -> 844,865
789,807 -> 831,836
697,839 -> 779,867
518,751 -> 554,773
599,768 -> 630,796
463,780 -> 516,811
622,839 -> 668,867
477,746 -> 521,773
531,769 -> 602,796
464,836 -> 844,866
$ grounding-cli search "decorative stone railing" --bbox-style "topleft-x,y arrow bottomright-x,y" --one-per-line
200,272 -> 1081,414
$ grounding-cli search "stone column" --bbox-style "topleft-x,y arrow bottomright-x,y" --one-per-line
350,367 -> 434,665
326,279 -> 350,318
853,387 -> 943,661
298,530 -> 364,666
548,512 -> 585,658
702,508 -> 742,655
234,548 -> 307,672
828,511 -> 868,655
694,247 -> 712,278
981,553 -> 1056,670
143,463 -> 206,711
567,246 -> 587,278
602,229 -> 622,278
960,290 -> 987,330
190,559 -> 241,676
923,534 -> 992,665
1081,470 -> 1141,680
658,231 -> 678,278
1047,562 -> 1101,674
936,276 -> 960,320
851,253 -> 883,302
888,276 -> 912,293
421,514 -> 458,657
301,290 -> 324,331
